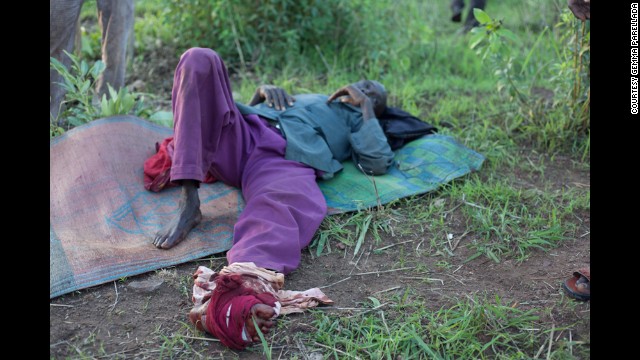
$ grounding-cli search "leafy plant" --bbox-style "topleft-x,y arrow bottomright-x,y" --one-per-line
50,50 -> 105,126
468,8 -> 590,153
50,50 -> 154,135
99,85 -> 137,117
548,11 -> 590,131
468,9 -> 524,103
50,121 -> 65,139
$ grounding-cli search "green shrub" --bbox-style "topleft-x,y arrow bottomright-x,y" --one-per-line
160,0 -> 366,72
50,51 -> 106,126
50,51 -> 154,136
468,8 -> 590,154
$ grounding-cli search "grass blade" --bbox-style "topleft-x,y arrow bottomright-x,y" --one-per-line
352,214 -> 372,259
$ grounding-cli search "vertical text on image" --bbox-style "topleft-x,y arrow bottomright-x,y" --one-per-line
632,4 -> 638,114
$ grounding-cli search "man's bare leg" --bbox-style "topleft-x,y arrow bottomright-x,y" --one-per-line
154,179 -> 202,249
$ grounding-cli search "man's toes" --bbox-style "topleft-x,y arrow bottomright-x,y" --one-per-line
160,237 -> 175,249
154,234 -> 168,248
160,231 -> 185,249
260,324 -> 273,333
262,320 -> 274,329
253,304 -> 276,319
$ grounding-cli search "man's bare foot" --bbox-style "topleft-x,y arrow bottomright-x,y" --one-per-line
245,304 -> 276,342
154,180 -> 201,249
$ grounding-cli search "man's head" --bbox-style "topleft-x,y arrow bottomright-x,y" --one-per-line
353,80 -> 387,117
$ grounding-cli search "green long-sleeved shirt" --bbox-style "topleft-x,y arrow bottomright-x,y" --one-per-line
235,94 -> 394,180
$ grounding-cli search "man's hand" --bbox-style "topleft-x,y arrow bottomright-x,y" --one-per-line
248,85 -> 295,110
568,0 -> 590,21
327,85 -> 376,121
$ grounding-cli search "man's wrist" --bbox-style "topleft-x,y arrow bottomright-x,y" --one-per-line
361,99 -> 376,121
248,92 -> 262,106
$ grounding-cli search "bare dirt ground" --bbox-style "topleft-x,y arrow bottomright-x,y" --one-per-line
50,152 -> 590,359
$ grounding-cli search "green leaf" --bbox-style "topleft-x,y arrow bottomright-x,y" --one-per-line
90,61 -> 105,79
101,94 -> 110,116
367,296 -> 381,308
469,30 -> 486,49
316,232 -> 327,257
80,80 -> 91,93
119,88 -> 135,113
579,45 -> 590,57
63,50 -> 80,70
108,84 -> 118,101
123,97 -> 135,113
352,214 -> 372,259
149,111 -> 174,127
487,250 -> 500,263
80,60 -> 89,77
498,29 -> 519,43
58,82 -> 75,93
473,8 -> 492,25
410,329 -> 443,360
465,252 -> 483,263
251,317 -> 272,360
49,56 -> 65,71
67,115 -> 84,127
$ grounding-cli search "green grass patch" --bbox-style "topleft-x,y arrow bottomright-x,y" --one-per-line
300,292 -> 586,359
445,174 -> 587,263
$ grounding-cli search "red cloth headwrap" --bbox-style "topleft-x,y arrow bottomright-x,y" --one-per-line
205,274 -> 277,350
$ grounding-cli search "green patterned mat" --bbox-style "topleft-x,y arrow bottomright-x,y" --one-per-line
319,134 -> 485,214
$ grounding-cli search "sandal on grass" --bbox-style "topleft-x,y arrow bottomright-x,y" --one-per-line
562,267 -> 590,301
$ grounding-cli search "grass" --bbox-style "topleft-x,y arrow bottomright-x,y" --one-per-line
154,321 -> 210,359
252,317 -> 273,360
304,292 -> 554,359
298,289 -> 590,359
447,175 -> 586,262
312,168 -> 589,265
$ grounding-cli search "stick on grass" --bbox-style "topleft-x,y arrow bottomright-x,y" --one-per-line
353,266 -> 415,276
318,276 -> 352,289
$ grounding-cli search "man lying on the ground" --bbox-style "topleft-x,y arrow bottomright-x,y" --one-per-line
143,47 -> 433,349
